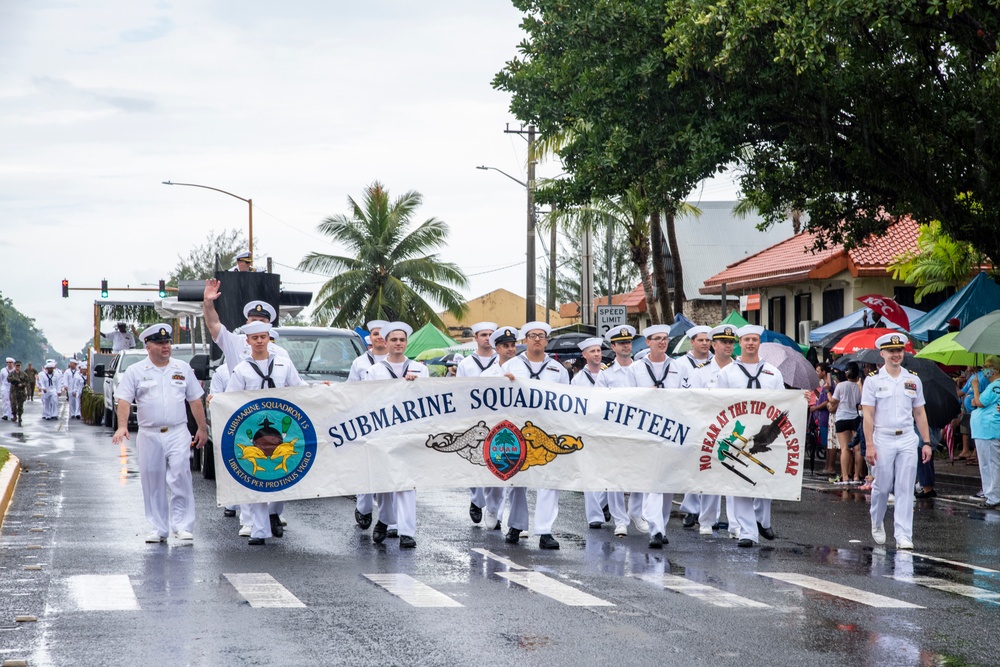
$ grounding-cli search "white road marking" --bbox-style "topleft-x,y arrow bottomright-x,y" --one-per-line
758,572 -> 923,609
636,573 -> 771,609
470,548 -> 528,570
890,575 -> 1000,604
909,552 -> 1000,574
223,573 -> 305,608
363,574 -> 463,608
497,572 -> 614,607
66,575 -> 140,611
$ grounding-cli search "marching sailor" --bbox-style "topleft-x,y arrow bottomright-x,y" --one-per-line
61,358 -> 85,419
671,325 -> 714,529
572,337 -> 617,532
862,333 -> 932,550
712,325 -> 785,548
363,322 -> 429,549
0,357 -> 13,420
347,320 -> 390,530
38,360 -> 61,420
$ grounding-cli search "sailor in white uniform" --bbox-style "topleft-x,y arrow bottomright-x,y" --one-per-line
61,358 -> 85,419
202,280 -> 290,375
628,324 -> 676,548
671,325 -> 715,529
572,336 -> 617,532
0,357 -> 12,420
456,321 -> 506,528
347,320 -> 390,530
104,323 -> 137,354
594,325 -> 648,536
862,333 -> 932,550
501,321 -> 570,550
38,360 -> 62,420
712,325 -> 785,547
112,324 -> 207,544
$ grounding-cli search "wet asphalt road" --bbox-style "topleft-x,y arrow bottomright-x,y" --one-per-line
1,398 -> 998,667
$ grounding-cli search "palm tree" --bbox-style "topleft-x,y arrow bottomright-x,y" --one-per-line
889,220 -> 986,303
299,182 -> 468,329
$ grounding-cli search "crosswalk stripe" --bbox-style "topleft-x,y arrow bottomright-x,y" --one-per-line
758,572 -> 923,609
497,572 -> 614,607
66,574 -> 139,611
636,573 -> 771,609
470,548 -> 528,570
223,573 -> 305,608
363,574 -> 463,608
890,575 -> 1000,604
909,552 -> 1000,574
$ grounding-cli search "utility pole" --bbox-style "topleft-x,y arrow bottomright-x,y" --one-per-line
581,227 -> 594,326
607,213 -> 613,306
504,124 -> 536,323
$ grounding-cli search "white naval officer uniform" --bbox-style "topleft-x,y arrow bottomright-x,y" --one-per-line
363,358 -> 430,540
595,358 -> 647,532
108,330 -> 136,354
861,365 -> 926,545
227,353 -> 306,540
61,365 -> 85,418
348,349 -> 388,520
501,353 -> 570,538
456,352 -> 507,521
628,355 -> 677,540
38,367 -> 62,419
116,356 -> 203,539
713,359 -> 785,543
669,352 -> 714,519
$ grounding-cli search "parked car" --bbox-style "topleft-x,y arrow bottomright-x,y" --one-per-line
545,332 -> 615,367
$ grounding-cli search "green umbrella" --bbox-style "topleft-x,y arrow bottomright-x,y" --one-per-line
415,347 -> 449,362
915,331 -> 985,366
953,310 -> 1000,356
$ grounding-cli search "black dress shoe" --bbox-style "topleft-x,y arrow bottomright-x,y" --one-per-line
223,508 -> 237,518
914,489 -> 937,499
712,521 -> 729,531
372,520 -> 388,543
491,520 -> 502,530
387,528 -> 398,538
756,521 -> 775,541
248,537 -> 265,546
648,533 -> 664,549
355,509 -> 373,529
505,527 -> 522,544
588,521 -> 603,529
469,502 -> 483,524
539,534 -> 560,549
602,504 -> 612,522
269,513 -> 284,538
682,512 -> 698,528
737,538 -> 756,548
399,535 -> 417,549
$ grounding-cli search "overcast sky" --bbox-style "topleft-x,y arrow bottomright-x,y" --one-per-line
0,1 -> 739,356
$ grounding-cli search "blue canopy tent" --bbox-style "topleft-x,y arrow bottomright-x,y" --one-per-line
668,313 -> 696,336
809,305 -> 926,343
909,272 -> 1000,341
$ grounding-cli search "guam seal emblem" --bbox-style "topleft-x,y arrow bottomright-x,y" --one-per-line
221,398 -> 317,491
484,420 -> 526,481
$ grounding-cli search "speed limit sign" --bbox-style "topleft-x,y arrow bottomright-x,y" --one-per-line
596,305 -> 627,336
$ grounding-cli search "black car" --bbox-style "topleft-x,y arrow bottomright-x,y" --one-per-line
545,333 -> 615,366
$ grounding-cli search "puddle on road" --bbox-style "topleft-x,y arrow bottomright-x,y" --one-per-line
501,632 -> 553,651
1,432 -> 29,443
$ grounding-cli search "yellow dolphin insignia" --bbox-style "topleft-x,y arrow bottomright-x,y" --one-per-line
520,421 -> 584,470
236,442 -> 268,475
269,438 -> 300,473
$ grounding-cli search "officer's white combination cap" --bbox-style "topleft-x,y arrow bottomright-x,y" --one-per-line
686,325 -> 712,338
140,323 -> 173,343
577,337 -> 604,351
710,324 -> 739,341
382,321 -> 412,338
242,321 -> 272,335
737,324 -> 765,338
520,321 -> 551,339
367,319 -> 390,333
235,251 -> 252,261
642,324 -> 670,338
471,321 -> 498,335
243,300 -> 276,322
489,326 -> 519,347
605,325 -> 637,343
876,333 -> 909,349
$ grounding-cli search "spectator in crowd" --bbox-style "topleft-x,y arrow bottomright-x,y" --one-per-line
957,366 -> 984,463
970,355 -> 1000,507
812,363 -> 834,475
830,364 -> 863,483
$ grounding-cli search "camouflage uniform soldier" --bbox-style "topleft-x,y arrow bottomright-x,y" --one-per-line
24,364 -> 38,401
7,361 -> 29,426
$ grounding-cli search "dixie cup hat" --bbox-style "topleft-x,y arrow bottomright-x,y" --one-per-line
382,321 -> 413,338
471,321 -> 498,335
242,321 -> 272,335
577,337 -> 604,352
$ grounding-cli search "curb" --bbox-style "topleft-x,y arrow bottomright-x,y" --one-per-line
0,454 -> 21,530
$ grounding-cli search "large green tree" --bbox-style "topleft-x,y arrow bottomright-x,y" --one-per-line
663,0 -> 1000,260
300,182 -> 468,329
169,228 -> 255,284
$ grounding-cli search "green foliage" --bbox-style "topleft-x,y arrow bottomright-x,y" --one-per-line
547,224 -> 642,306
0,446 -> 8,470
890,221 -> 984,302
0,293 -> 52,368
169,229 -> 256,284
81,387 -> 104,426
99,304 -> 158,324
299,182 -> 469,330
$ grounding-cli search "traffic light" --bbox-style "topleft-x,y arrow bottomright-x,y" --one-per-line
158,279 -> 167,298
61,279 -> 69,298
101,279 -> 109,299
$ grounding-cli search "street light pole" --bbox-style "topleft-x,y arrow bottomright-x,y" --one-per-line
162,181 -> 254,258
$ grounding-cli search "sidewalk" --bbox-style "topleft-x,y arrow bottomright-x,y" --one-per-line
0,452 -> 21,528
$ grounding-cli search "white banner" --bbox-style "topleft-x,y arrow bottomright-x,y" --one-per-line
210,378 -> 808,506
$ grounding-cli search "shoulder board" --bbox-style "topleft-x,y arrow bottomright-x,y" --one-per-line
868,371 -> 877,377
909,370 -> 918,376
600,363 -> 608,370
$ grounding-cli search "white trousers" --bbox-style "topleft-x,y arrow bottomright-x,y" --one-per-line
136,426 -> 195,537
1,385 -> 10,419
469,487 -> 505,515
391,490 -> 416,537
68,392 -> 81,417
697,494 -> 731,527
730,497 -> 771,542
870,434 -> 918,543
642,493 -> 675,537
356,493 -> 374,515
584,491 -> 607,524
245,501 -> 285,539
507,488 -> 529,531
42,391 -> 58,419
679,492 -> 701,514
976,438 -> 995,498
977,439 -> 1000,504
533,489 -> 560,534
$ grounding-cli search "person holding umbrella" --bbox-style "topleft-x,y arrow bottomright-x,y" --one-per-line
862,333 -> 933,550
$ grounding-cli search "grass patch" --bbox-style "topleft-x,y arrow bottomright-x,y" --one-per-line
0,446 -> 8,469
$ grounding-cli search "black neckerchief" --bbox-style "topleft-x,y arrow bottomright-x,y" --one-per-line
381,359 -> 410,379
366,352 -> 374,365
644,357 -> 669,388
472,355 -> 498,372
581,369 -> 597,385
736,361 -> 765,388
687,353 -> 711,369
249,358 -> 275,389
519,354 -> 550,380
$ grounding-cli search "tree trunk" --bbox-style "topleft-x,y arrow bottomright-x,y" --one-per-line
649,209 -> 674,324
628,224 -> 656,326
664,208 -> 685,319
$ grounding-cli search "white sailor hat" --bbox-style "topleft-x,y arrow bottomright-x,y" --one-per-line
471,321 -> 498,335
243,300 -> 277,322
4,357 -> 13,363
364,335 -> 371,346
367,319 -> 390,333
140,323 -> 172,343
382,321 -> 413,338
737,324 -> 765,338
79,362 -> 87,369
876,332 -> 909,350
519,321 -> 551,339
642,324 -> 671,338
67,358 -> 78,365
577,337 -> 604,351
686,325 -> 712,339
45,360 -> 56,369
710,324 -> 739,341
489,326 -> 519,347
605,325 -> 637,343
235,250 -> 252,262
242,321 -> 272,335
268,328 -> 279,341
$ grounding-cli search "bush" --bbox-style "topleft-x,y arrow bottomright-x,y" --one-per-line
81,388 -> 104,426
0,446 -> 9,469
